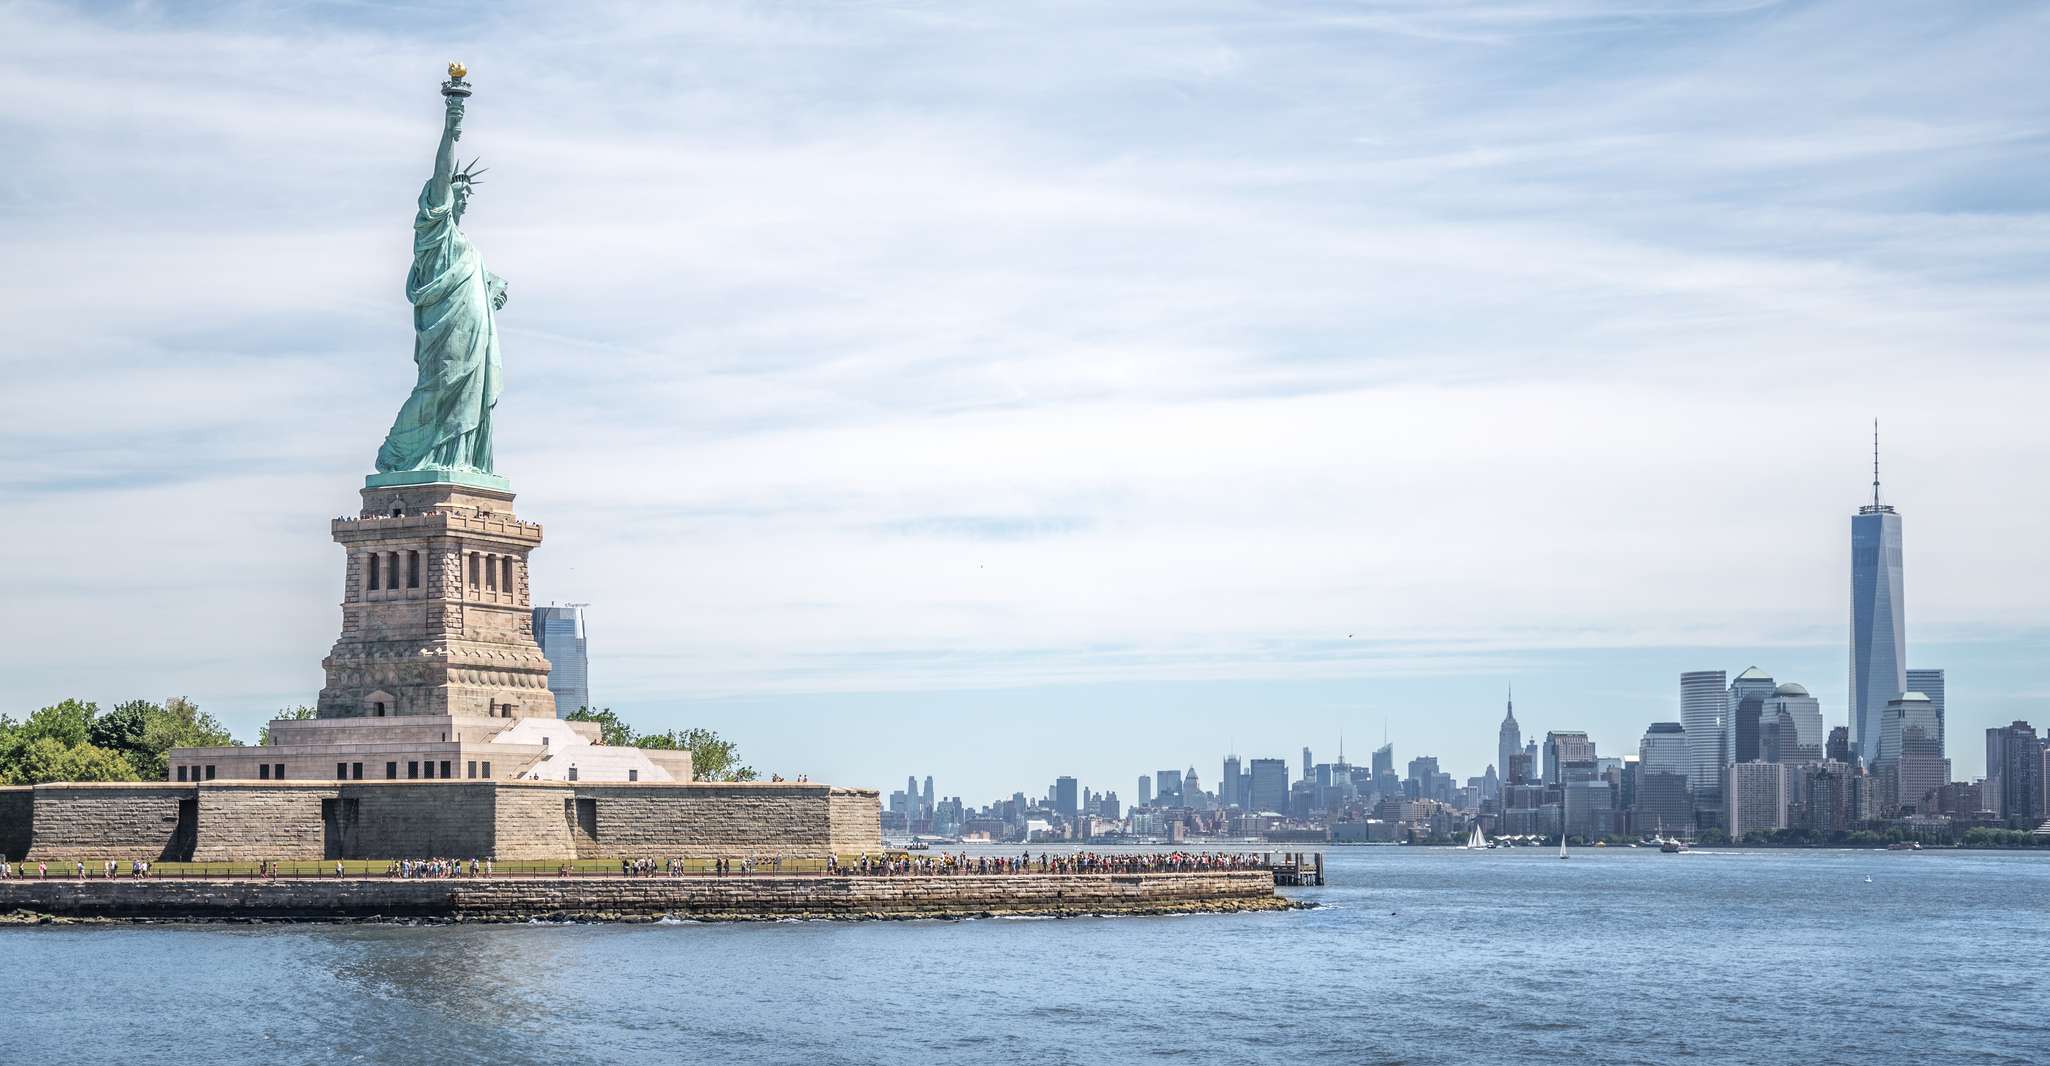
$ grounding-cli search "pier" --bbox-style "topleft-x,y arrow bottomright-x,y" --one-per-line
1267,852 -> 1326,886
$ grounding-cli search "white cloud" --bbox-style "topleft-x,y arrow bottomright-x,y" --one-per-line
1,0 -> 2045,785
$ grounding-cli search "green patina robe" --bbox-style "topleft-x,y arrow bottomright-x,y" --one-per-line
375,178 -> 504,475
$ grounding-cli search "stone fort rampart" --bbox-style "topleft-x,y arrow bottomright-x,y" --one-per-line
0,780 -> 881,863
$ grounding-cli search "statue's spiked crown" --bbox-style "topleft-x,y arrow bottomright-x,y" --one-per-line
452,159 -> 488,188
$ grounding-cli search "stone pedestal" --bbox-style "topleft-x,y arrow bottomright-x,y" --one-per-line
317,480 -> 556,720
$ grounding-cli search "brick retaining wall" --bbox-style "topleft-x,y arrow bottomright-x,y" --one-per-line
0,870 -> 1288,921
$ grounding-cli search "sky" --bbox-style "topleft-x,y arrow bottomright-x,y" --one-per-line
2,0 -> 2046,800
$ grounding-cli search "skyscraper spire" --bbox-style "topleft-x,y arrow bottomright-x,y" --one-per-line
1872,418 -> 1881,510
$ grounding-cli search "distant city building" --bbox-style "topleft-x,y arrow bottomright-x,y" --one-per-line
1248,758 -> 1289,814
1505,751 -> 1536,791
530,604 -> 589,716
1154,769 -> 1183,806
1543,731 -> 1595,786
1761,683 -> 1825,765
1633,770 -> 1692,836
1850,433 -> 1905,765
1371,744 -> 1395,783
1795,761 -> 1866,834
1878,692 -> 1945,814
1137,775 -> 1152,808
1498,692 -> 1521,788
1681,670 -> 1729,792
1906,668 -> 1945,752
1987,721 -> 2043,827
1877,693 -> 1939,767
1054,776 -> 1079,820
1302,747 -> 1313,778
1222,755 -> 1243,809
1726,761 -> 1789,841
1826,725 -> 1853,764
1563,780 -> 1615,841
1638,722 -> 1689,776
1407,755 -> 1440,799
1727,667 -> 1776,765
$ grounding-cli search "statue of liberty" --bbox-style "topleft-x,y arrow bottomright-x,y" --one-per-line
373,64 -> 509,484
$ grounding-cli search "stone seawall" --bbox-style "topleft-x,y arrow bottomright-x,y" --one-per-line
0,870 -> 1290,922
26,784 -> 194,862
193,783 -> 337,861
9,780 -> 882,863
568,784 -> 884,860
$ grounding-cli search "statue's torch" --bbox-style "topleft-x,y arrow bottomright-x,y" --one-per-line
442,61 -> 472,98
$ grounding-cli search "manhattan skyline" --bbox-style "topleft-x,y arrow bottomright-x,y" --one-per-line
4,2 -> 2048,792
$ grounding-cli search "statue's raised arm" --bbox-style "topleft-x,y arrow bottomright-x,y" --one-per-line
371,63 -> 505,486
429,94 -> 463,203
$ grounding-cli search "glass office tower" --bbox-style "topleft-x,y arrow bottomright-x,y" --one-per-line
532,604 -> 590,717
1680,670 -> 1728,792
1850,469 -> 1904,766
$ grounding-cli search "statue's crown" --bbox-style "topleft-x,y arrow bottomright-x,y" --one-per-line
452,158 -> 488,186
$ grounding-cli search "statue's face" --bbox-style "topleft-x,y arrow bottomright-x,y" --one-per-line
452,181 -> 471,219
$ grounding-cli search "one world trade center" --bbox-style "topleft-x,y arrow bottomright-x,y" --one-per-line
1850,425 -> 1904,764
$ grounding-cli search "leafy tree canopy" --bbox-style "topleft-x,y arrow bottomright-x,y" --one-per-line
0,697 -> 236,784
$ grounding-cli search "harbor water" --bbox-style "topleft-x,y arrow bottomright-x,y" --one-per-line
3,846 -> 2046,1065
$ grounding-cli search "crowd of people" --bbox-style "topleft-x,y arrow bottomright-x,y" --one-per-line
0,851 -> 1272,880
832,851 -> 1271,876
388,858 -> 490,878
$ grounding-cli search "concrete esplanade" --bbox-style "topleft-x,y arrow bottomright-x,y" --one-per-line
0,870 -> 1292,922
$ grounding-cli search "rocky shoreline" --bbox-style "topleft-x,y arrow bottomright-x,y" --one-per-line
0,870 -> 1301,924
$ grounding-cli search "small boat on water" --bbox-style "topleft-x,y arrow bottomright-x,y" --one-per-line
1464,823 -> 1490,850
1659,837 -> 1687,853
1558,833 -> 1569,860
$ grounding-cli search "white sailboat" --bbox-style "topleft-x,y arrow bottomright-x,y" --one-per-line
1557,832 -> 1569,860
1465,823 -> 1488,850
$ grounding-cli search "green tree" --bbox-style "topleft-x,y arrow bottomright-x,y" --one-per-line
0,697 -> 236,783
87,699 -> 154,755
0,701 -> 108,784
2,735 -> 138,785
258,705 -> 319,746
122,697 -> 237,779
565,707 -> 635,746
637,727 -> 758,782
17,699 -> 98,747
